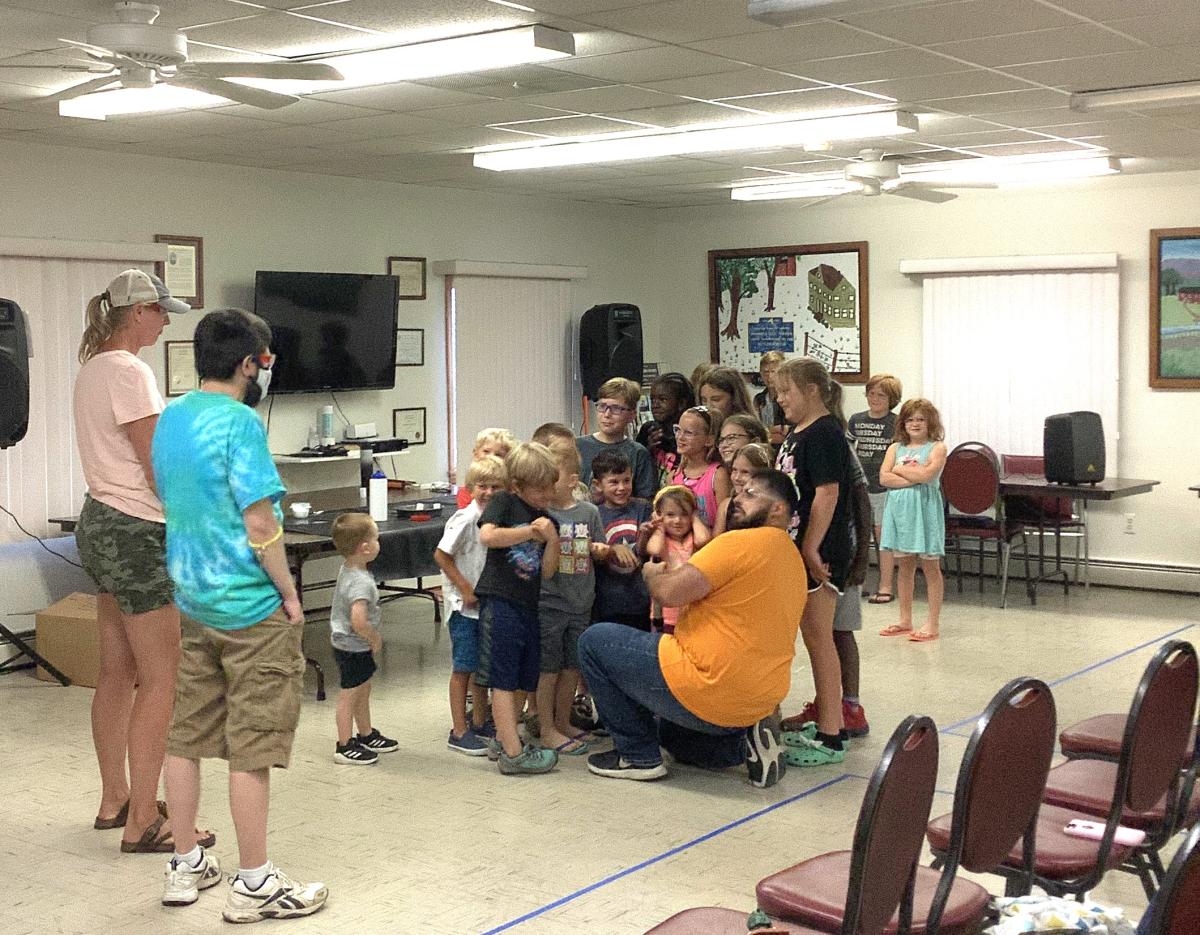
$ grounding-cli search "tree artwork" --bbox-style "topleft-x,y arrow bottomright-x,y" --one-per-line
716,257 -> 761,339
1160,267 -> 1182,296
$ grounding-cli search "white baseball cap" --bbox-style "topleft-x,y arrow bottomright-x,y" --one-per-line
105,269 -> 191,315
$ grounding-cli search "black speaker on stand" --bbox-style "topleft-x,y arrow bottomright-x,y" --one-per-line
579,303 -> 643,401
0,299 -> 69,685
1043,411 -> 1105,484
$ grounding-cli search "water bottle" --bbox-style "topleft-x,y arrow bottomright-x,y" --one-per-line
320,405 -> 335,447
369,469 -> 388,522
306,422 -> 319,450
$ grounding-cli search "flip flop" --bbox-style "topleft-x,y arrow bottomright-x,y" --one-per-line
868,592 -> 894,604
554,737 -> 591,755
909,631 -> 939,642
879,624 -> 914,637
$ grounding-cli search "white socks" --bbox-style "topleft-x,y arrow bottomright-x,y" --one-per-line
238,861 -> 272,891
172,845 -> 203,869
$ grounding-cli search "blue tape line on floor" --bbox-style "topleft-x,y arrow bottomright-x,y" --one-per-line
938,622 -> 1194,736
481,773 -> 853,934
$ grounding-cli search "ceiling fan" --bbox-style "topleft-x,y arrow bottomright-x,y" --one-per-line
839,149 -> 997,203
3,1 -> 342,111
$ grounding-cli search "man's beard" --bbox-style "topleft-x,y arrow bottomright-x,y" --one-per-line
728,503 -> 769,530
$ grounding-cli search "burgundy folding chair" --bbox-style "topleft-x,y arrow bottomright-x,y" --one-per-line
648,716 -> 939,935
1000,453 -> 1089,586
924,678 -> 1057,932
1140,823 -> 1200,934
1038,641 -> 1199,897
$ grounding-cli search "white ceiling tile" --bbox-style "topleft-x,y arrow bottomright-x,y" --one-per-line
840,0 -> 1079,45
546,45 -> 744,83
210,97 -> 386,123
183,11 -> 380,57
523,1 -> 655,16
581,0 -> 770,44
0,8 -> 98,51
1104,14 -> 1200,47
409,100 -> 576,126
605,100 -> 767,128
640,68 -> 822,100
296,133 -> 467,156
1086,128 -> 1200,158
792,47 -> 969,84
911,113 -> 1002,134
720,86 -> 895,113
686,21 -> 899,67
292,0 -> 535,36
405,125 -> 545,148
852,69 -> 1034,104
926,26 -> 1143,68
955,139 -> 1100,157
490,113 -> 649,135
1045,0 -> 1200,22
959,107 -> 1084,129
1003,49 -> 1200,92
0,104 -> 61,129
920,88 -> 1069,116
516,84 -> 678,112
915,128 -> 1056,147
309,81 -> 490,111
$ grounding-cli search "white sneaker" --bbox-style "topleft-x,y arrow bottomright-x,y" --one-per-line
222,865 -> 328,924
162,851 -> 223,907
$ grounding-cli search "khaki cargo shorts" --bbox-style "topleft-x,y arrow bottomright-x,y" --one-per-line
167,609 -> 304,772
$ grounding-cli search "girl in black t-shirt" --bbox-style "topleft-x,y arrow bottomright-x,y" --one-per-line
774,357 -> 856,768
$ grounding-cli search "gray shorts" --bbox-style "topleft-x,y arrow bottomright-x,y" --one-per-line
539,608 -> 590,673
867,490 -> 888,529
833,585 -> 863,632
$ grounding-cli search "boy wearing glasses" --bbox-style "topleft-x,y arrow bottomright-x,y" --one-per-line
576,377 -> 658,500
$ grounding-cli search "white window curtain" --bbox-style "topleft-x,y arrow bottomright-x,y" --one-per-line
449,275 -> 576,482
921,269 -> 1119,471
0,256 -> 152,543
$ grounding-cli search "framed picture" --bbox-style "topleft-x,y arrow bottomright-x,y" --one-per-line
387,256 -> 427,300
393,407 -> 426,446
154,234 -> 204,308
164,341 -> 198,397
1150,227 -> 1200,389
396,328 -> 424,367
708,241 -> 869,382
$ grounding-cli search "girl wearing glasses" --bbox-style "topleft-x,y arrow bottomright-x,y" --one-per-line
668,406 -> 731,530
715,414 -> 769,469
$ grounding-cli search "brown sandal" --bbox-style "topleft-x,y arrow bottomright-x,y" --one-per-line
120,814 -> 174,853
93,800 -> 129,830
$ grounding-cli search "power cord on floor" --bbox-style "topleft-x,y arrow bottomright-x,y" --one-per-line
0,502 -> 84,569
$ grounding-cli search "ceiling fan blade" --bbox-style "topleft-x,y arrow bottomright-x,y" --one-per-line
185,61 -> 343,81
890,186 -> 957,203
0,63 -> 100,71
169,75 -> 298,109
43,75 -> 123,103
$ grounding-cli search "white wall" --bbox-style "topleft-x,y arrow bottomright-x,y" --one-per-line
0,138 -> 658,622
645,170 -> 1200,586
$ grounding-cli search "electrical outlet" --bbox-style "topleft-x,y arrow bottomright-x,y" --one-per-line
1124,513 -> 1135,535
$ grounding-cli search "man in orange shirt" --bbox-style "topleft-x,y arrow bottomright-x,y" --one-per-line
578,469 -> 806,788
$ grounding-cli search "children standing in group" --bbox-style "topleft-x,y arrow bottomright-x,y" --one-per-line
456,427 -> 518,508
669,406 -> 731,531
646,486 -> 709,634
849,375 -> 902,604
712,442 -> 773,537
475,443 -> 562,775
434,455 -> 507,755
878,399 -> 947,643
537,445 -> 609,753
576,377 -> 658,499
636,372 -> 694,486
592,449 -> 652,631
329,513 -> 398,766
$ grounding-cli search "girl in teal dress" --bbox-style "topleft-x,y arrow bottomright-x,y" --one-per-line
878,399 -> 947,642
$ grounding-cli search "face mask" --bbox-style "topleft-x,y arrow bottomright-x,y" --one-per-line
243,364 -> 272,408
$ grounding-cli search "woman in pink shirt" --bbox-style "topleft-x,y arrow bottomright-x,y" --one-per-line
73,270 -> 210,853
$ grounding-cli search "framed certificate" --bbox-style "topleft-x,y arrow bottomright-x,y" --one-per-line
396,328 -> 424,367
387,256 -> 426,300
154,234 -> 204,308
392,407 -> 426,446
164,341 -> 198,397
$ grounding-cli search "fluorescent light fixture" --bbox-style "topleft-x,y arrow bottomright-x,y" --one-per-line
58,25 -> 574,119
59,84 -> 227,119
1070,80 -> 1200,113
730,154 -> 1121,201
473,109 -> 918,170
749,0 -> 935,26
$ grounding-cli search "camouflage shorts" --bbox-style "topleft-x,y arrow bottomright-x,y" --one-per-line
75,495 -> 174,615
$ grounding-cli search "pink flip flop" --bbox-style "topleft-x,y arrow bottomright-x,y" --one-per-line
908,631 -> 939,642
879,624 -> 914,637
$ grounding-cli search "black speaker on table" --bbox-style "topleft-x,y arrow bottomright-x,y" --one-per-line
0,298 -> 30,449
579,303 -> 643,400
1043,411 -> 1105,484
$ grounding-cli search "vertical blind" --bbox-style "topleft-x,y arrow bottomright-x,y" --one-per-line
449,275 -> 575,481
0,257 -> 151,543
921,269 -> 1119,470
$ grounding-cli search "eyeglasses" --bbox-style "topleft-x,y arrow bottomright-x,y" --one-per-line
596,403 -> 631,416
255,352 -> 276,369
672,424 -> 703,439
717,432 -> 751,446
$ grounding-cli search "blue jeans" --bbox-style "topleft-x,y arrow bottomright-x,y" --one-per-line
578,622 -> 745,768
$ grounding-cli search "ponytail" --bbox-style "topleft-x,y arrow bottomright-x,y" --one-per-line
78,292 -> 135,363
777,356 -> 846,427
825,380 -> 846,430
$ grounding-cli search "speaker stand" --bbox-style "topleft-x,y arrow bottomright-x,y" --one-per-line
0,622 -> 70,685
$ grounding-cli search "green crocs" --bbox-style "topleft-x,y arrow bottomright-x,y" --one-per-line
782,723 -> 818,745
784,735 -> 846,767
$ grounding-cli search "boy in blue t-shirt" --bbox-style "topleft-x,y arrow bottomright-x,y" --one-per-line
152,308 -> 327,923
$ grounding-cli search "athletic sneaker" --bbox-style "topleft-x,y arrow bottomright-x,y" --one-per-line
569,694 -> 608,735
222,866 -> 328,924
356,728 -> 399,753
162,850 -> 222,907
781,699 -> 870,738
842,702 -> 870,738
745,713 -> 787,788
447,727 -> 489,756
333,739 -> 378,765
472,719 -> 496,739
485,736 -> 501,762
586,749 -> 668,781
497,744 -> 558,775
781,699 -> 819,733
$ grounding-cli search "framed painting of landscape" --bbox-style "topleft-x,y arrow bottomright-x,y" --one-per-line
708,241 -> 869,383
1150,227 -> 1200,389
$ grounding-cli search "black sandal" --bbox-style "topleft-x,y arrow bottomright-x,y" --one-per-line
868,591 -> 894,604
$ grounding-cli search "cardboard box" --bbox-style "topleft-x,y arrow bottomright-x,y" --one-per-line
36,592 -> 99,688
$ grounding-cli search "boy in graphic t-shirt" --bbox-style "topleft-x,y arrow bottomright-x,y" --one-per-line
474,443 -> 561,775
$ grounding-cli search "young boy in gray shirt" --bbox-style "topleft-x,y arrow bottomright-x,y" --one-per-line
329,513 -> 398,765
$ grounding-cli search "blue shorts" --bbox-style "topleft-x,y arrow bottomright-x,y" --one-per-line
447,611 -> 480,674
475,596 -> 539,693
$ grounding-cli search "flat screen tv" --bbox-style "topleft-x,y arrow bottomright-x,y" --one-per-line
253,271 -> 399,394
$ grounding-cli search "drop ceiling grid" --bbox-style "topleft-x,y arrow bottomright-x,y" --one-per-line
0,0 -> 1193,205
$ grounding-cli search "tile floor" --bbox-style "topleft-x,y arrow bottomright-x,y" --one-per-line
0,580 -> 1194,934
